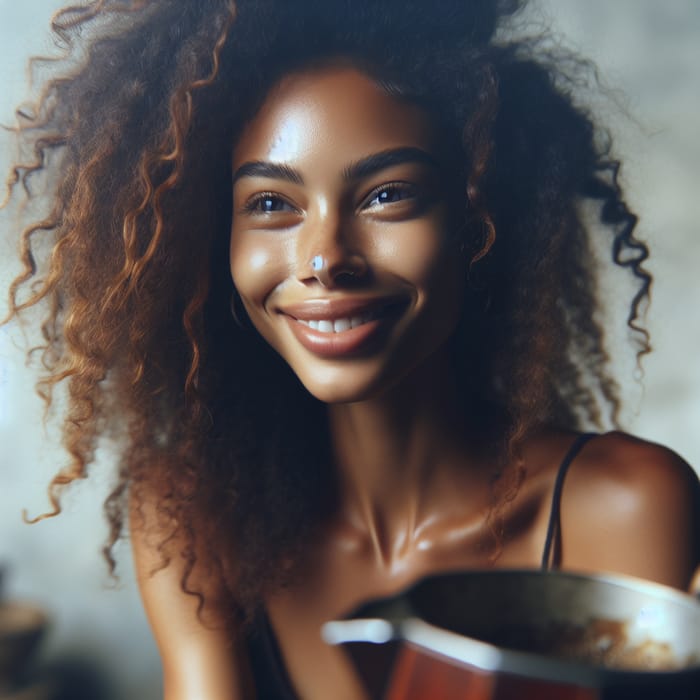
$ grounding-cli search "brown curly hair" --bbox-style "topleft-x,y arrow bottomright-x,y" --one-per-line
2,0 -> 651,619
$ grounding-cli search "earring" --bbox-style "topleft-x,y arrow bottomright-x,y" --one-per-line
230,288 -> 247,328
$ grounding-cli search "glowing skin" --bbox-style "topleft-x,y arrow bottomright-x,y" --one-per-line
229,67 -> 464,404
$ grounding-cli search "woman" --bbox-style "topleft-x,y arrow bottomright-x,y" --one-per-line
2,0 -> 698,698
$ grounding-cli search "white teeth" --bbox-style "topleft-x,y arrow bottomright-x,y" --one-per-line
298,313 -> 375,333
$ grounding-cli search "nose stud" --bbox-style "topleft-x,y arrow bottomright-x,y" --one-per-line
307,254 -> 363,285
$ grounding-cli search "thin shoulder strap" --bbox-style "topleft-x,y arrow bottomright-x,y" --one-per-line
541,432 -> 598,570
247,610 -> 299,700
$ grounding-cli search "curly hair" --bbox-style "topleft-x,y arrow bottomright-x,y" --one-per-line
2,0 -> 651,619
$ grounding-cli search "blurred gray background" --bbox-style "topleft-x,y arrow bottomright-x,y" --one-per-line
1,1 -> 698,698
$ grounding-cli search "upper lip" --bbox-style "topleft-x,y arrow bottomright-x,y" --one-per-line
279,295 -> 408,322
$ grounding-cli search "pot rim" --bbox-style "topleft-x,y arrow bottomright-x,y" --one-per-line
322,568 -> 700,687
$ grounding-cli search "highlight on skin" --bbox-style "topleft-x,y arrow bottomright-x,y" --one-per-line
1,0 -> 651,621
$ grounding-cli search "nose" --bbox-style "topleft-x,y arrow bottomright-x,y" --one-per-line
297,210 -> 368,288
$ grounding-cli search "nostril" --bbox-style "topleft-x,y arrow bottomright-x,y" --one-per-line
331,258 -> 370,286
334,269 -> 358,285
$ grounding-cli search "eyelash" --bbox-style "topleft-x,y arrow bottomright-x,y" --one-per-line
242,192 -> 297,214
363,181 -> 418,208
241,181 -> 421,215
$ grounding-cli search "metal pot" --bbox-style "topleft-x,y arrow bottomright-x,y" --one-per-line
322,570 -> 700,699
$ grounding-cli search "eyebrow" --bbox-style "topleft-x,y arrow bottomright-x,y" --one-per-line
343,147 -> 441,181
232,147 -> 441,188
232,161 -> 304,186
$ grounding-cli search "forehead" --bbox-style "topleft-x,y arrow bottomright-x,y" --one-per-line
232,66 -> 439,168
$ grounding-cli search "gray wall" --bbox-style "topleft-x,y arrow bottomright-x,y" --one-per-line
1,2 -> 699,698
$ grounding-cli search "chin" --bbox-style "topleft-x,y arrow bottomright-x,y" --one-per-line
300,376 -> 381,405
293,362 -> 408,405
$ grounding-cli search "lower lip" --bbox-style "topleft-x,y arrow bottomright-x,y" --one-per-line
285,313 -> 396,358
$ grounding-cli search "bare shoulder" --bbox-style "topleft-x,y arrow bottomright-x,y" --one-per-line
566,431 -> 698,504
558,431 -> 700,591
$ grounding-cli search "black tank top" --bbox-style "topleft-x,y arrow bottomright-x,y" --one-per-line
246,432 -> 598,699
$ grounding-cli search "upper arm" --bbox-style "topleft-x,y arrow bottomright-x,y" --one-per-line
560,432 -> 700,591
130,499 -> 253,700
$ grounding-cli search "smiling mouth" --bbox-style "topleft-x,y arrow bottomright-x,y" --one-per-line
295,308 -> 383,333
281,297 -> 408,357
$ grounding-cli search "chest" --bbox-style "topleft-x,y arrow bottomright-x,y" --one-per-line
263,500 -> 551,700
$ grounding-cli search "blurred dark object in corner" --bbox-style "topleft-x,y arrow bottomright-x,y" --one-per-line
0,599 -> 49,698
0,565 -> 113,700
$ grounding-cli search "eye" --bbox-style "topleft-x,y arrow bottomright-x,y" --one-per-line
243,192 -> 297,214
364,182 -> 418,209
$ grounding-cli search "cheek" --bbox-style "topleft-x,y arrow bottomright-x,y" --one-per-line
229,230 -> 289,308
397,218 -> 465,339
373,211 -> 463,299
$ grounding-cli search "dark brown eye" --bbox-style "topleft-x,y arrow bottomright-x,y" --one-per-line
365,182 -> 418,208
245,193 -> 296,213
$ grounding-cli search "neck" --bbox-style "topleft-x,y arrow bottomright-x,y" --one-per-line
328,346 -> 490,566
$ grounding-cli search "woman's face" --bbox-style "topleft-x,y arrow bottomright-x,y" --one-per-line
230,66 -> 465,403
